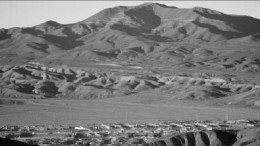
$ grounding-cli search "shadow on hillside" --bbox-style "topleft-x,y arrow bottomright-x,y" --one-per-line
110,6 -> 172,42
0,138 -> 38,146
38,81 -> 59,97
42,34 -> 84,50
0,29 -> 11,41
27,42 -> 49,53
13,68 -> 42,80
194,10 -> 260,35
154,3 -> 177,8
215,130 -> 237,145
21,28 -> 43,36
92,50 -> 119,59
192,21 -> 242,39
13,83 -> 35,94
125,6 -> 161,32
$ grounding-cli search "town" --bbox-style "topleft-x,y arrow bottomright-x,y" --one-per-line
0,119 -> 259,146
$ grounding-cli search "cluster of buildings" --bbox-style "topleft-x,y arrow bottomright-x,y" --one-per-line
0,119 -> 259,146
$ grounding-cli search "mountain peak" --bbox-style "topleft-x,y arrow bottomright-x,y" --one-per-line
38,20 -> 61,27
192,6 -> 223,15
137,2 -> 177,9
45,20 -> 60,26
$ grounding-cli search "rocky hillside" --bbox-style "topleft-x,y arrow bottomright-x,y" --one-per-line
0,3 -> 260,73
1,3 -> 260,107
147,128 -> 260,146
0,62 -> 259,107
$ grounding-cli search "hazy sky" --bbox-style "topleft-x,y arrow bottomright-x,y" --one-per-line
1,1 -> 260,29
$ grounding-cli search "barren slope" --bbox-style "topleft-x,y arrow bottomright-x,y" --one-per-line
0,3 -> 260,108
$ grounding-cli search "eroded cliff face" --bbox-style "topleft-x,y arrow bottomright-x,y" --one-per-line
146,128 -> 260,146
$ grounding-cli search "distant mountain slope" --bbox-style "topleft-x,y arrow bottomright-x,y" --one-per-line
1,2 -> 260,66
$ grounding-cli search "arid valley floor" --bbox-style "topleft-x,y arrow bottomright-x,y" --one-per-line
1,93 -> 260,126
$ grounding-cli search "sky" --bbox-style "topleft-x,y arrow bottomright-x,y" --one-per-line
1,1 -> 260,29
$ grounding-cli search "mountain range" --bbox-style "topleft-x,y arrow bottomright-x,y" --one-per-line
0,3 -> 260,108
1,3 -> 260,65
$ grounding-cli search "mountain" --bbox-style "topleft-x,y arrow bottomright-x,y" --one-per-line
1,3 -> 260,64
0,3 -> 260,107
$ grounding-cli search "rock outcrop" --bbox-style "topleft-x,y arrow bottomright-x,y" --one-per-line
146,128 -> 260,146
